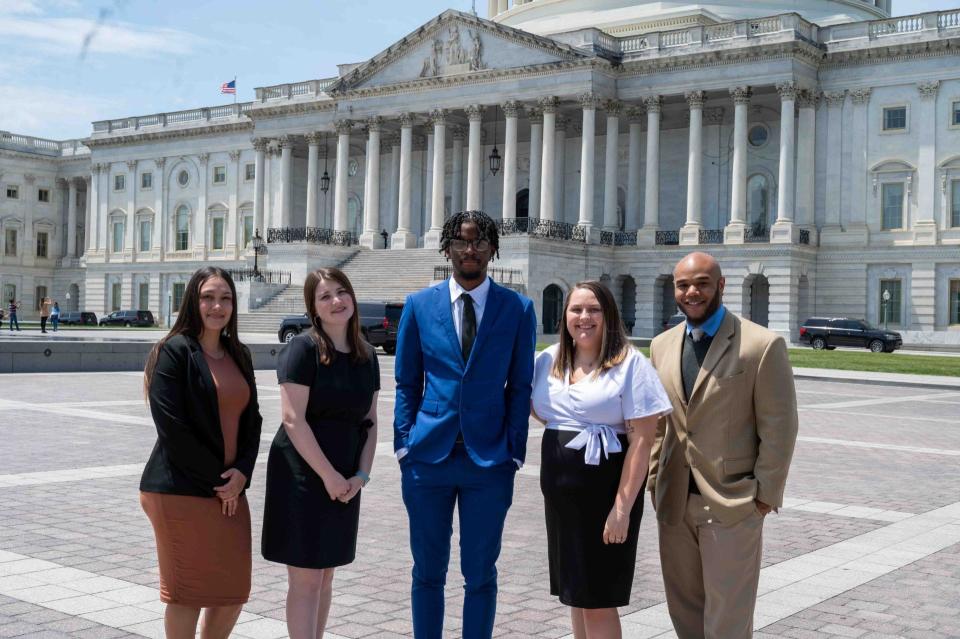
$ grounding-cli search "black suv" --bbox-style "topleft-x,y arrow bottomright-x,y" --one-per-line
99,310 -> 156,327
799,317 -> 902,353
59,311 -> 98,326
277,301 -> 403,354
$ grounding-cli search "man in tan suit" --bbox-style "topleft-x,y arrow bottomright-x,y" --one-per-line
648,252 -> 798,639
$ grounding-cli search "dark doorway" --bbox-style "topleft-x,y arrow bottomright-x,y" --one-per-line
516,189 -> 529,219
543,284 -> 564,334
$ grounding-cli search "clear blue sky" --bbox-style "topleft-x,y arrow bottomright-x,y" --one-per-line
1,0 -> 956,140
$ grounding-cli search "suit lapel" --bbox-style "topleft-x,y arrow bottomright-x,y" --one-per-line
669,326 -> 686,405
690,311 -> 735,403
434,281 -> 465,367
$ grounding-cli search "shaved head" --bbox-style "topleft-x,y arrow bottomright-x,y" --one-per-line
673,252 -> 725,326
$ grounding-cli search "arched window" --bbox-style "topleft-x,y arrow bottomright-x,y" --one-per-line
175,205 -> 190,251
747,174 -> 769,230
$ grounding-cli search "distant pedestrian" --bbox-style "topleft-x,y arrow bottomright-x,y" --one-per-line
7,299 -> 20,332
140,266 -> 263,638
40,297 -> 52,333
51,302 -> 60,332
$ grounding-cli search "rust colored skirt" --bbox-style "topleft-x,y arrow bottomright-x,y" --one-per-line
140,491 -> 252,607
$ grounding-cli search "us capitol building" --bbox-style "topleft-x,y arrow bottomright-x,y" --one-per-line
2,0 -> 960,345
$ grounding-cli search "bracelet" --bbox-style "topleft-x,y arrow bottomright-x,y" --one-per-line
354,470 -> 371,487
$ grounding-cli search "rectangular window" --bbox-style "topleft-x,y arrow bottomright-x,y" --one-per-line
881,182 -> 904,230
212,218 -> 225,250
950,280 -> 960,325
112,221 -> 124,253
2,284 -> 15,305
138,282 -> 149,312
36,232 -> 48,258
883,106 -> 907,131
952,180 -> 960,228
172,282 -> 186,312
879,279 -> 903,326
111,282 -> 122,312
244,163 -> 255,181
139,220 -> 152,252
6,185 -> 18,199
141,172 -> 153,190
35,286 -> 47,311
4,229 -> 17,256
37,188 -> 49,203
953,101 -> 960,127
114,174 -> 125,192
243,216 -> 253,248
213,166 -> 227,184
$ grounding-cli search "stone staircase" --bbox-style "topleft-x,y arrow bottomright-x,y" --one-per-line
237,248 -> 448,334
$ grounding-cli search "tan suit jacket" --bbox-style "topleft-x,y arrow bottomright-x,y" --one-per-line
648,311 -> 798,526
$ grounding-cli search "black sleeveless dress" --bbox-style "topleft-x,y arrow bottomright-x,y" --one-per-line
261,334 -> 380,569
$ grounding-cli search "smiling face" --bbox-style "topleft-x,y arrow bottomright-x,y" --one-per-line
198,276 -> 233,336
312,277 -> 355,330
565,287 -> 605,352
445,221 -> 491,285
673,252 -> 725,325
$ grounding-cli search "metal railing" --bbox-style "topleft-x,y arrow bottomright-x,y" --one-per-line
266,227 -> 357,246
655,231 -> 680,246
614,231 -> 638,246
744,226 -> 771,243
799,229 -> 811,245
227,268 -> 292,285
699,229 -> 724,245
433,266 -> 524,286
496,218 -> 586,243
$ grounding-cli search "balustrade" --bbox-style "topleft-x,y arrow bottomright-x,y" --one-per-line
497,218 -> 586,242
267,227 -> 357,246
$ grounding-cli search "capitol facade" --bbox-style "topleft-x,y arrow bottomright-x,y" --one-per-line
2,0 -> 960,344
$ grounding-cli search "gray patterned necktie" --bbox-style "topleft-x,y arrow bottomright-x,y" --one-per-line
691,328 -> 705,343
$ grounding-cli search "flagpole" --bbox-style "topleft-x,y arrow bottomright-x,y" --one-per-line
234,75 -> 237,104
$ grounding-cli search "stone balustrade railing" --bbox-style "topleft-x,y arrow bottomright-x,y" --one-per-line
255,78 -> 338,102
0,131 -> 90,157
91,103 -> 254,134
620,14 -> 817,55
821,9 -> 960,44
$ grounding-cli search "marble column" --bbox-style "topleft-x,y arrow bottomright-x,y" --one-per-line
638,96 -> 661,246
333,120 -> 352,234
67,178 -> 78,258
539,96 -> 558,222
577,94 -> 600,241
625,106 -> 644,232
772,82 -> 798,243
847,87 -> 871,244
424,132 -> 434,231
96,165 -> 108,254
915,81 -> 940,245
725,86 -> 751,244
497,0 -> 508,13
502,101 -> 519,220
84,175 -> 93,254
361,118 -> 383,249
279,136 -> 294,228
555,116 -> 568,223
822,91 -> 846,237
424,110 -> 447,249
466,105 -> 483,210
252,138 -> 268,236
452,126 -> 465,214
795,90 -> 818,243
152,158 -> 165,255
305,132 -> 322,229
680,91 -> 705,245
602,100 -> 622,231
393,113 -> 417,248
125,160 -> 136,254
528,106 -> 543,220
389,135 -> 401,233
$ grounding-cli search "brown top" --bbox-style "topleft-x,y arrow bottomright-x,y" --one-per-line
204,352 -> 251,468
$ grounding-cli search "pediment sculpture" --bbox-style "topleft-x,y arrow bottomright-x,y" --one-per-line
420,25 -> 486,78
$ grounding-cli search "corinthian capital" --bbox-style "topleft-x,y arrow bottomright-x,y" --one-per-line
465,104 -> 484,121
822,90 -> 846,107
578,93 -> 601,110
502,100 -> 520,118
252,137 -> 270,152
643,95 -> 662,113
917,81 -> 940,100
305,131 -> 324,146
538,96 -> 559,114
776,82 -> 799,101
398,112 -> 414,128
335,119 -> 353,135
367,116 -> 383,133
850,88 -> 872,105
429,109 -> 447,126
796,89 -> 819,109
154,157 -> 166,168
730,86 -> 752,106
126,160 -> 137,171
685,91 -> 705,109
626,106 -> 646,124
604,100 -> 623,117
526,105 -> 543,125
278,135 -> 294,149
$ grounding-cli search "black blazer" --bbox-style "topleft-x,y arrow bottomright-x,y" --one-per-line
140,334 -> 263,497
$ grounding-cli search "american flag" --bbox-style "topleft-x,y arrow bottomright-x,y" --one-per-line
220,79 -> 236,95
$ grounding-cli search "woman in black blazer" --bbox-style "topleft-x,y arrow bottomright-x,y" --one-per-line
140,266 -> 262,638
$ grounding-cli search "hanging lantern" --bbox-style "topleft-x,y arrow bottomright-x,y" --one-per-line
320,133 -> 331,193
489,105 -> 501,176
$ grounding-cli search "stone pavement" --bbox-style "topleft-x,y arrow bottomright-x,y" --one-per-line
0,362 -> 958,638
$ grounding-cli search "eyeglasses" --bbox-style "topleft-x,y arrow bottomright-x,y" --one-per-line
449,238 -> 491,252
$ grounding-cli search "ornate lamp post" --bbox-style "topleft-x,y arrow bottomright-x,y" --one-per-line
882,289 -> 891,330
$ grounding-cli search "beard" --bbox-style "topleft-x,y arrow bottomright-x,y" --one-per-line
683,292 -> 722,326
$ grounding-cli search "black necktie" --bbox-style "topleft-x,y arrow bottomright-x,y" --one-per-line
461,293 -> 476,362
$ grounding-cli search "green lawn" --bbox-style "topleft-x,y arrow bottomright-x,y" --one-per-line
536,342 -> 958,377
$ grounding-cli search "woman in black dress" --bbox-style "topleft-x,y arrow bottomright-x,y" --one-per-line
261,267 -> 379,639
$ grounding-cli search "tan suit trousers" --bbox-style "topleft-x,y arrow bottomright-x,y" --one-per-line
658,493 -> 764,639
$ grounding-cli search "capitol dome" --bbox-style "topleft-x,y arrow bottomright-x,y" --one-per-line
490,0 -> 890,36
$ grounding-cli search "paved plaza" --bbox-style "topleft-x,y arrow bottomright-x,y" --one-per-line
0,360 -> 959,639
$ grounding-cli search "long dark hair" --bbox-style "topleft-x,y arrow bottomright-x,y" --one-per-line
303,267 -> 369,366
143,267 -> 251,394
552,280 -> 630,380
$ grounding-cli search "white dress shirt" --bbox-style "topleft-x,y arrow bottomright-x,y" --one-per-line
449,275 -> 491,341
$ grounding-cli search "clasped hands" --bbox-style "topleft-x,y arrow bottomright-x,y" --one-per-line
215,468 -> 246,517
322,471 -> 364,503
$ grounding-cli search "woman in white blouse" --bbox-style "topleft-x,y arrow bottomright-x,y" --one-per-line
532,281 -> 672,639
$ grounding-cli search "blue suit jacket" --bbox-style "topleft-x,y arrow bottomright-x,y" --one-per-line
393,278 -> 537,467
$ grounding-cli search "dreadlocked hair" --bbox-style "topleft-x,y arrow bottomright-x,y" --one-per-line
438,210 -> 500,258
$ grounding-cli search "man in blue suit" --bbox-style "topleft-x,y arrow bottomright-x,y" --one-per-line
394,210 -> 537,639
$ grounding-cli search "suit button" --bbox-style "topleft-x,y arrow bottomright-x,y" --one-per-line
703,506 -> 710,511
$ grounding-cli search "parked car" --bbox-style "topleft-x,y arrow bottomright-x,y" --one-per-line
277,301 -> 403,354
98,310 -> 156,327
799,317 -> 902,353
662,312 -> 686,332
58,311 -> 98,326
